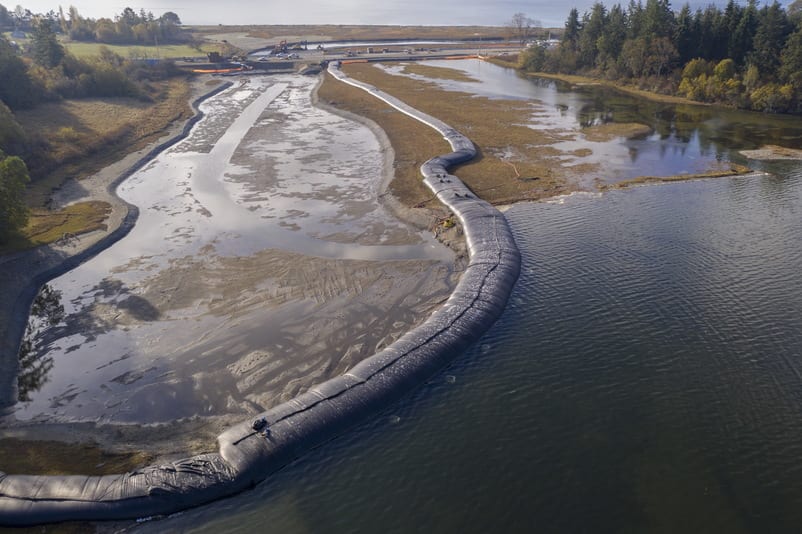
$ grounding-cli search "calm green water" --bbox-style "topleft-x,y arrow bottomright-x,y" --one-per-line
133,64 -> 802,533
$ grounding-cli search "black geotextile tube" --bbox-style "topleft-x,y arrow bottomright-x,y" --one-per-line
0,65 -> 521,526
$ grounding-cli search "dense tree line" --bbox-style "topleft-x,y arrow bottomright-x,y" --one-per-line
1,21 -> 180,114
0,148 -> 30,244
1,4 -> 186,45
60,6 -> 186,45
519,0 -> 802,113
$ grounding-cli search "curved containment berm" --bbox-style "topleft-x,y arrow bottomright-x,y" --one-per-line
0,64 -> 521,526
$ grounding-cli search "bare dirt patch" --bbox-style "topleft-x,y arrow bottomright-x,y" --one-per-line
740,145 -> 802,160
583,122 -> 653,142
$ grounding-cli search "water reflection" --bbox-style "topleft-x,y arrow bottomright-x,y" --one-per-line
17,285 -> 64,402
398,59 -> 802,180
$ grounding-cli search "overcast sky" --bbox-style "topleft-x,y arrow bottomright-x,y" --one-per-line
10,0 -> 793,28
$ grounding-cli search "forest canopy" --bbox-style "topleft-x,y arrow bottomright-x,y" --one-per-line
1,4 -> 187,45
519,0 -> 802,113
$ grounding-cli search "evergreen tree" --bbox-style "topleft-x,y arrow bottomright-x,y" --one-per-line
780,26 -> 802,89
627,0 -> 645,38
696,6 -> 727,61
0,4 -> 12,29
750,1 -> 793,78
674,4 -> 697,64
519,44 -> 548,71
788,0 -> 802,21
578,3 -> 607,68
0,148 -> 30,243
118,7 -> 139,27
597,3 -> 628,69
723,0 -> 743,47
563,8 -> 582,51
31,17 -> 64,68
515,1 -> 801,113
643,0 -> 675,39
730,0 -> 759,66
0,36 -> 36,109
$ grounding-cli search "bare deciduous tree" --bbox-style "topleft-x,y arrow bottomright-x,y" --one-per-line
507,12 -> 541,44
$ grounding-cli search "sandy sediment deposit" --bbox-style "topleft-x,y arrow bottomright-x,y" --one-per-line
740,145 -> 802,160
1,74 -> 459,462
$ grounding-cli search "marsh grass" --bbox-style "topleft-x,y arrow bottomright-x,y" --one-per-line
4,78 -> 193,251
0,437 -> 152,476
17,78 -> 192,209
325,63 -> 575,205
64,41 -> 208,59
600,163 -> 753,190
582,122 -> 653,141
399,63 -> 480,83
23,201 -> 113,246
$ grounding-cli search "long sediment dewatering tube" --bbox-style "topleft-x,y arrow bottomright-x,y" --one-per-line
0,65 -> 521,526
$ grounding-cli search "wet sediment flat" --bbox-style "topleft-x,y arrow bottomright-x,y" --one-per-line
12,75 -> 456,426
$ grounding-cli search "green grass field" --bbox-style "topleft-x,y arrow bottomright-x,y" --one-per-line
3,33 -> 210,59
63,41 -> 209,59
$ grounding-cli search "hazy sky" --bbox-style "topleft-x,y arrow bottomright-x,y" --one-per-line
11,0 -> 793,28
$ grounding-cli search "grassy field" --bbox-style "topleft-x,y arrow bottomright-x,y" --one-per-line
24,201 -> 113,246
63,41 -> 209,59
17,77 -> 193,207
5,77 -> 195,253
3,31 -> 217,59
